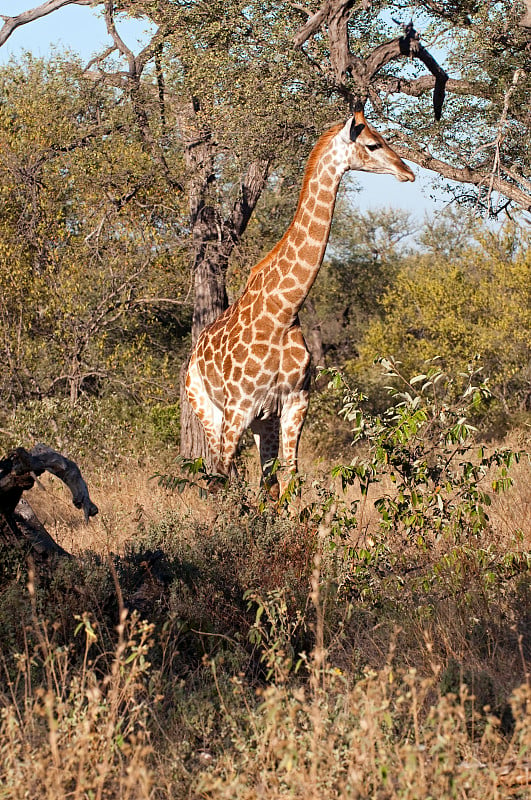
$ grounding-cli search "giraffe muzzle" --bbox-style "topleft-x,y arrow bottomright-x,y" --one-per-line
398,165 -> 416,182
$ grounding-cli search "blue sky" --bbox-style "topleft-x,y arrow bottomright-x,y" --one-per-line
0,2 -> 150,59
0,2 -> 451,219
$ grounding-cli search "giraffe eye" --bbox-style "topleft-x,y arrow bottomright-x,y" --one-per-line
366,143 -> 382,151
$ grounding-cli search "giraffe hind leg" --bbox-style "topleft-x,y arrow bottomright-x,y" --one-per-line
279,389 -> 309,493
250,416 -> 280,500
218,405 -> 250,479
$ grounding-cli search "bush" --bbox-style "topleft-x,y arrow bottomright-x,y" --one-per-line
359,225 -> 531,418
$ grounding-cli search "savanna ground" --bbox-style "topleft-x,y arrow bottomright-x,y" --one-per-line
1,366 -> 531,800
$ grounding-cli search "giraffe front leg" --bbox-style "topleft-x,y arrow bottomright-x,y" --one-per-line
279,389 -> 310,497
250,416 -> 281,500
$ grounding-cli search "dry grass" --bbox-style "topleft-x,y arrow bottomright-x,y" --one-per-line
489,456 -> 531,545
1,433 -> 530,799
26,455 -> 213,555
0,602 -> 155,800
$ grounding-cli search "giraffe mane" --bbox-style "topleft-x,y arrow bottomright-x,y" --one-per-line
245,123 -> 344,286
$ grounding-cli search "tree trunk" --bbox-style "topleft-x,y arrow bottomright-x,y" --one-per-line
179,236 -> 239,465
179,212 -> 233,465
179,361 -> 214,467
303,297 -> 326,370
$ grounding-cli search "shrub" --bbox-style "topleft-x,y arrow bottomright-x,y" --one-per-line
359,226 -> 531,417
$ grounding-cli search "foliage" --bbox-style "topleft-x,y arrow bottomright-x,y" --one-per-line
5,0 -> 531,214
160,0 -> 333,163
0,6 -> 529,454
0,395 -> 181,465
301,205 -> 415,363
0,55 -> 190,407
359,223 -> 531,414
0,7 -> 339,418
324,358 -> 522,547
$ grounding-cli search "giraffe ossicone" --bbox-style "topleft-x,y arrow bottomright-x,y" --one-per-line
185,108 -> 415,496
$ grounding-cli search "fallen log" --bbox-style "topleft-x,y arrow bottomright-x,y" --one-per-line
0,444 -> 98,559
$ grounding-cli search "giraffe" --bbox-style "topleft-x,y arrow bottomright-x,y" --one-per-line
185,107 -> 415,496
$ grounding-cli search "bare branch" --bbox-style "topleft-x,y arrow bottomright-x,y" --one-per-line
132,296 -> 190,307
292,3 -> 332,47
100,1 -> 182,192
359,23 -> 449,118
392,137 -> 531,212
294,4 -> 449,118
0,0 -> 92,48
376,75 -> 489,100
417,0 -> 474,25
85,44 -> 117,71
484,68 -> 524,209
289,3 -> 314,20
103,0 -> 135,71
83,68 -> 131,88
501,164 -> 531,196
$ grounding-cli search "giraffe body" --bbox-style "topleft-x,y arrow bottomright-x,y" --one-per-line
185,110 -> 414,493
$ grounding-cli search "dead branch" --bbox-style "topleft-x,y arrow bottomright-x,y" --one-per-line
99,1 -> 182,191
294,2 -> 449,119
485,68 -> 524,209
0,444 -> 98,559
392,136 -> 531,213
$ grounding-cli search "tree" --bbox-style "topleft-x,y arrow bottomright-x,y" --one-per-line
292,0 -> 531,215
3,2 -> 530,215
0,55 -> 190,406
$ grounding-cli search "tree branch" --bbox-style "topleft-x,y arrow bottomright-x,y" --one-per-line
103,0 -> 135,71
393,138 -> 531,212
292,3 -> 332,47
101,1 -> 182,191
0,0 -> 92,48
294,3 -> 449,118
376,75 -> 490,100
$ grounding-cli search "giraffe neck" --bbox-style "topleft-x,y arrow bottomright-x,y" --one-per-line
249,126 -> 346,325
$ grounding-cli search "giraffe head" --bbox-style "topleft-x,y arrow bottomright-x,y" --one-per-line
338,108 -> 415,182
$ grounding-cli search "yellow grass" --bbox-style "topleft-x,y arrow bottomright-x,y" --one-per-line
26,431 -> 531,556
2,433 -> 529,799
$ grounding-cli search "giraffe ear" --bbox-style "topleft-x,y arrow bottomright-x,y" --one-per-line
349,119 -> 365,141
